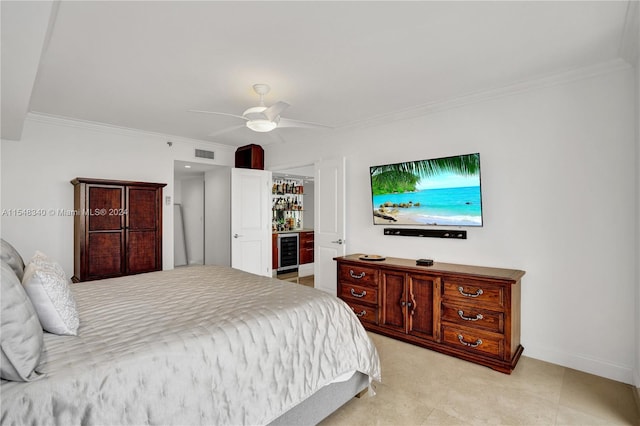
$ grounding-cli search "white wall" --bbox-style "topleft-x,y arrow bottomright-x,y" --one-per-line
204,166 -> 231,266
266,66 -> 637,384
0,114 -> 235,277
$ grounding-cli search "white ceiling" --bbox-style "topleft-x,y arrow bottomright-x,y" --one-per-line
2,1 -> 635,146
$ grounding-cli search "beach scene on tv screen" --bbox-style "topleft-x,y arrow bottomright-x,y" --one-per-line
371,154 -> 483,226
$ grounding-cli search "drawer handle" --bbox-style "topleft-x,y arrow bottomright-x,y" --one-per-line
458,286 -> 483,298
457,334 -> 483,348
457,310 -> 484,321
353,309 -> 367,317
350,288 -> 367,298
349,270 -> 365,279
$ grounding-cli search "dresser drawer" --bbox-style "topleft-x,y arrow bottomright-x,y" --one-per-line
441,302 -> 504,333
339,283 -> 378,305
442,278 -> 504,309
343,301 -> 378,325
441,325 -> 504,359
338,264 -> 379,287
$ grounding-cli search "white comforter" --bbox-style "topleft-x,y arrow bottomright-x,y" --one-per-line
1,266 -> 380,425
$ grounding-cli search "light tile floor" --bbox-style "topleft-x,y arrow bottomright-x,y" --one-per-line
321,333 -> 640,426
277,271 -> 314,287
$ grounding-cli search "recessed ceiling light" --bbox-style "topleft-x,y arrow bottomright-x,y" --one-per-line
184,165 -> 191,169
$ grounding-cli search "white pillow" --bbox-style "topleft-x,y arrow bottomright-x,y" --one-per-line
1,239 -> 25,281
22,252 -> 79,336
1,261 -> 44,381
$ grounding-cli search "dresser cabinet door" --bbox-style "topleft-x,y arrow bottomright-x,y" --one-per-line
406,273 -> 440,341
380,270 -> 439,341
380,269 -> 406,332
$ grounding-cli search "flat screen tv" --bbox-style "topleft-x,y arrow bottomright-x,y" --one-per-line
370,153 -> 483,227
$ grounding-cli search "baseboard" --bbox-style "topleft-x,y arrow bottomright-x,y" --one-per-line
524,346 -> 634,385
298,263 -> 314,277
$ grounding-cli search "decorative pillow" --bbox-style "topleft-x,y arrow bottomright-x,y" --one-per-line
22,252 -> 79,336
1,239 -> 25,281
1,261 -> 44,381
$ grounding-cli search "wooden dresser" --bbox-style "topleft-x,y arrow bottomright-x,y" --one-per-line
335,254 -> 525,373
71,178 -> 166,282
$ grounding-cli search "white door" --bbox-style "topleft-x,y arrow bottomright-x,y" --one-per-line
231,168 -> 272,277
314,157 -> 346,295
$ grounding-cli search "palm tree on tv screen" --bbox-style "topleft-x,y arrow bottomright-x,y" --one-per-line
370,153 -> 480,195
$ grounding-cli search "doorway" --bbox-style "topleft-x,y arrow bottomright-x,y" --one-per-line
271,164 -> 315,287
173,161 -> 232,268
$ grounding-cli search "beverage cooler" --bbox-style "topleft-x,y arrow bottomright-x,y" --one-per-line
277,233 -> 299,273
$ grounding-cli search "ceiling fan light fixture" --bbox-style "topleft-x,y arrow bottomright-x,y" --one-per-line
246,119 -> 277,132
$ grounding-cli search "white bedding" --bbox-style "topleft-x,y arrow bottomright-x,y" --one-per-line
1,265 -> 381,425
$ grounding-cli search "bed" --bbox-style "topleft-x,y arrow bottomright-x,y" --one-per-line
1,240 -> 381,425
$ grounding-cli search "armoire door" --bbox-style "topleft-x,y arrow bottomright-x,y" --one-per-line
126,186 -> 162,274
86,184 -> 125,279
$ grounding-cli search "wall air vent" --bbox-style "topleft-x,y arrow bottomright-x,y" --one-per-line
195,149 -> 215,160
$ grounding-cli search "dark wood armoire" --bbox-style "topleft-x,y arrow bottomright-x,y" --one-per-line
71,178 -> 166,282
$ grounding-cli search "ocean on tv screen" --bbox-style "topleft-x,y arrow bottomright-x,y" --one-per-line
372,186 -> 482,226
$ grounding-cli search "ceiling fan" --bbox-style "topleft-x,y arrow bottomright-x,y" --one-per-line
189,84 -> 331,135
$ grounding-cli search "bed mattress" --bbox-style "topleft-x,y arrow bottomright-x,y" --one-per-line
1,265 -> 380,425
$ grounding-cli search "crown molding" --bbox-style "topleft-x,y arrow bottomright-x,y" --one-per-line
25,57 -> 632,142
24,112 -> 235,152
338,58 -> 632,132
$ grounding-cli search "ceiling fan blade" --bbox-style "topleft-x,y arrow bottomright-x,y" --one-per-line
207,124 -> 246,138
263,101 -> 290,121
188,109 -> 247,121
278,117 -> 333,129
266,131 -> 287,144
